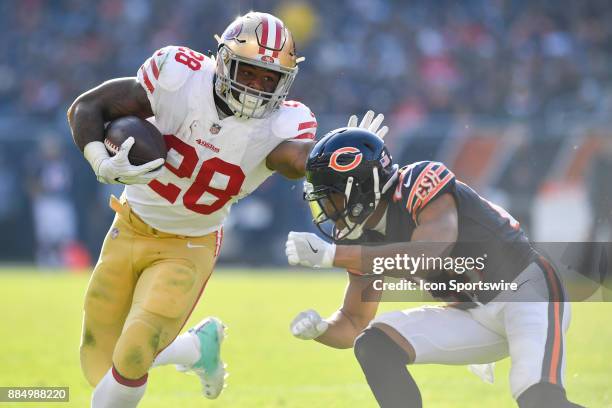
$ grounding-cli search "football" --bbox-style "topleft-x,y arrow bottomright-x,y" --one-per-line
104,116 -> 167,165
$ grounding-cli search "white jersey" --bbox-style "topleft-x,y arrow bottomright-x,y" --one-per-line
127,46 -> 317,236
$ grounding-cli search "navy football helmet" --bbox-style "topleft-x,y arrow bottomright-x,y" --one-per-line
304,127 -> 398,242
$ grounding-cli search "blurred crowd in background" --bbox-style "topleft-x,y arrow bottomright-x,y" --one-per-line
0,0 -> 611,267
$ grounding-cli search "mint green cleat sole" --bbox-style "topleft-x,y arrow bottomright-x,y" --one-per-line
176,317 -> 227,399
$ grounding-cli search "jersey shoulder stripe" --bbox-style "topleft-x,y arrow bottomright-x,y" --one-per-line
410,164 -> 454,215
272,100 -> 317,141
139,55 -> 161,93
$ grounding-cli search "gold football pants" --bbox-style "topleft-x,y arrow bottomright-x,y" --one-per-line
80,195 -> 221,386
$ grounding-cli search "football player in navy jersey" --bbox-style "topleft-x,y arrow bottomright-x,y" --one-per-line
285,128 -> 584,408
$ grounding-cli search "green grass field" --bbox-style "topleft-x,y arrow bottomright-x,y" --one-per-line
0,269 -> 610,408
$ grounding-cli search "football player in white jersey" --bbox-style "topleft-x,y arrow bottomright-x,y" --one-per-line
68,11 -> 388,408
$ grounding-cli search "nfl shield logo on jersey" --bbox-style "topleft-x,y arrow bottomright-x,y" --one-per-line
210,123 -> 222,134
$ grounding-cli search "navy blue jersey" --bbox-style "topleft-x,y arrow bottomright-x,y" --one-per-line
361,161 -> 537,303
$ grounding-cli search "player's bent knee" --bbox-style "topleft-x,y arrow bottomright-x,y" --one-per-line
353,328 -> 376,364
113,344 -> 152,380
112,319 -> 162,379
517,382 -> 585,408
113,341 -> 155,380
354,327 -> 410,367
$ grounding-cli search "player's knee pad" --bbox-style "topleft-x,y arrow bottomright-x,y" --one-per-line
354,328 -> 379,365
517,382 -> 585,408
354,327 -> 409,367
112,318 -> 162,379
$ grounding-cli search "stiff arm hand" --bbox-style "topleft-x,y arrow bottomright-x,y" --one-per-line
347,110 -> 389,139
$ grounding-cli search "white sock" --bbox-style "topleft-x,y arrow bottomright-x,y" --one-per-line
152,331 -> 200,367
91,367 -> 147,408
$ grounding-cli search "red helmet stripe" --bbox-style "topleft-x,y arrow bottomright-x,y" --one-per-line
272,21 -> 282,57
329,147 -> 363,172
259,17 -> 269,54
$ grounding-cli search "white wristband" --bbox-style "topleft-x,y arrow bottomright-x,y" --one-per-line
83,141 -> 110,175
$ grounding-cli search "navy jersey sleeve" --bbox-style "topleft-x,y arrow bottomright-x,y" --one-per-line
392,161 -> 456,223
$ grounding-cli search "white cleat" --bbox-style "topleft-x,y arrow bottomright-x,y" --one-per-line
176,317 -> 227,399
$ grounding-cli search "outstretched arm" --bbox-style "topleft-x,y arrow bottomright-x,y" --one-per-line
286,193 -> 458,274
266,140 -> 314,179
266,110 -> 389,179
333,193 -> 459,274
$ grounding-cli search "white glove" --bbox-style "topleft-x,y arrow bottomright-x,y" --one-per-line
84,137 -> 164,184
347,110 -> 389,139
285,231 -> 336,268
290,309 -> 329,340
